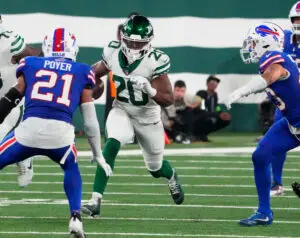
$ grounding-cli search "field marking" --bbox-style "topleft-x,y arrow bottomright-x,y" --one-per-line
0,180 -> 294,191
0,190 -> 296,198
0,199 -> 299,210
0,231 -> 298,238
17,164 -> 300,171
75,147 -> 300,157
1,215 -> 300,225
2,172 -> 300,180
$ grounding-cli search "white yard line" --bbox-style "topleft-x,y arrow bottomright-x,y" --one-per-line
0,199 -> 299,210
74,147 -> 300,157
2,173 -> 300,180
1,215 -> 300,225
0,190 -> 296,198
0,231 -> 298,238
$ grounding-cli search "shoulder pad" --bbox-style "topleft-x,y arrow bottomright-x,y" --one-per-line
102,41 -> 121,69
259,51 -> 285,72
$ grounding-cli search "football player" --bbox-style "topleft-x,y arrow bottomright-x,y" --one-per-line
82,15 -> 184,217
0,28 -> 112,237
270,1 -> 300,196
0,14 -> 41,187
225,22 -> 300,226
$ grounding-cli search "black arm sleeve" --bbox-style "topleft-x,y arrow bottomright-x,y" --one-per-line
0,88 -> 23,123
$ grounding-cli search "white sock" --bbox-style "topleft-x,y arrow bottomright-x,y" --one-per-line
92,192 -> 102,202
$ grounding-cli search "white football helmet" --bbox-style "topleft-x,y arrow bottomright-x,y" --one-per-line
240,22 -> 284,64
42,28 -> 78,61
289,1 -> 300,34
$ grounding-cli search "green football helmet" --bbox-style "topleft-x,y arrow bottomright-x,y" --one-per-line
121,15 -> 154,63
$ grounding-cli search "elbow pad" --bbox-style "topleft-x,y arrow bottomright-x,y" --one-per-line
0,88 -> 22,123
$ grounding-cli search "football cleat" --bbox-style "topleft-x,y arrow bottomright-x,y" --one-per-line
81,197 -> 101,217
270,182 -> 284,196
292,182 -> 300,198
239,211 -> 273,226
168,169 -> 184,205
69,212 -> 86,238
16,158 -> 34,187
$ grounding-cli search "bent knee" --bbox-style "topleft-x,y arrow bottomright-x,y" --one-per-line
252,147 -> 271,165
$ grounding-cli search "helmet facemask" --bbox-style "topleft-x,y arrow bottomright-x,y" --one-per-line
291,17 -> 300,35
121,33 -> 152,64
240,38 -> 259,64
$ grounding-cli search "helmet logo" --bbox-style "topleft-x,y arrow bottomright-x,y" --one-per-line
296,2 -> 300,12
255,25 -> 279,41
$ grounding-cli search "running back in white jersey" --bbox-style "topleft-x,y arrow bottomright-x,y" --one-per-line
103,40 -> 170,124
0,26 -> 26,97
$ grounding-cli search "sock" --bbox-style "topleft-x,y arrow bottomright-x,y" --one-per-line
92,192 -> 102,202
62,156 -> 82,214
149,160 -> 174,179
252,148 -> 272,215
271,152 -> 287,185
93,138 -> 120,194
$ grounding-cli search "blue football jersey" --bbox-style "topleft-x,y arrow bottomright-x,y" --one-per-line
16,56 -> 95,124
283,30 -> 300,68
259,51 -> 300,127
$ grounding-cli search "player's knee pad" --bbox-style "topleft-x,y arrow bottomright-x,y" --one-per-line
252,146 -> 271,166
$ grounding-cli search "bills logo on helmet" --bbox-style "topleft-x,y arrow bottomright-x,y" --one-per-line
255,25 -> 279,41
296,2 -> 300,12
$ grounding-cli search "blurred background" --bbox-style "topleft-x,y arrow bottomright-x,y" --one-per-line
2,0 -> 294,134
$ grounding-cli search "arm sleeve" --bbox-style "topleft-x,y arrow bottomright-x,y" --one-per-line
80,102 -> 102,157
84,66 -> 96,89
16,57 -> 29,78
152,53 -> 171,79
10,32 -> 26,56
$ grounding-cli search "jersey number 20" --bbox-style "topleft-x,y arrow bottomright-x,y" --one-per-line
31,69 -> 73,106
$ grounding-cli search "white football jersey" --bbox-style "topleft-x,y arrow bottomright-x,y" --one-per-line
103,40 -> 171,124
0,25 -> 26,97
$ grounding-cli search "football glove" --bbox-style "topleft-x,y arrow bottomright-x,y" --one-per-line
91,156 -> 113,177
130,76 -> 157,98
292,182 -> 300,198
224,90 -> 243,110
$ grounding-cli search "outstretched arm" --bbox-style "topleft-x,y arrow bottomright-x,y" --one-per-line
80,89 -> 112,176
225,64 -> 287,109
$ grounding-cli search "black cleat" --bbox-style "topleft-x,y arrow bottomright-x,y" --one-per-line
168,169 -> 184,204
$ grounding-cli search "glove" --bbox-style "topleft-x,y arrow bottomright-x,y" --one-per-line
292,182 -> 300,198
224,90 -> 243,110
130,76 -> 157,98
91,155 -> 113,177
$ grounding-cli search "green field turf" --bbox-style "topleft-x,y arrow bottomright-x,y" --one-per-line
1,133 -> 300,237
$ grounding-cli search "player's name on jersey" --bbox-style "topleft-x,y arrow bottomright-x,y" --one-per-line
44,60 -> 72,71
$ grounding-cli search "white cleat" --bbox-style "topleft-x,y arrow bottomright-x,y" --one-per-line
69,213 -> 86,238
270,183 -> 284,196
16,158 -> 33,187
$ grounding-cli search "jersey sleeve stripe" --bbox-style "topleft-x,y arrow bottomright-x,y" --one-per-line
10,37 -> 25,55
17,63 -> 25,70
260,58 -> 285,71
152,67 -> 170,78
88,74 -> 96,85
11,35 -> 22,46
154,60 -> 170,72
89,70 -> 95,78
153,63 -> 170,75
260,55 -> 282,68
